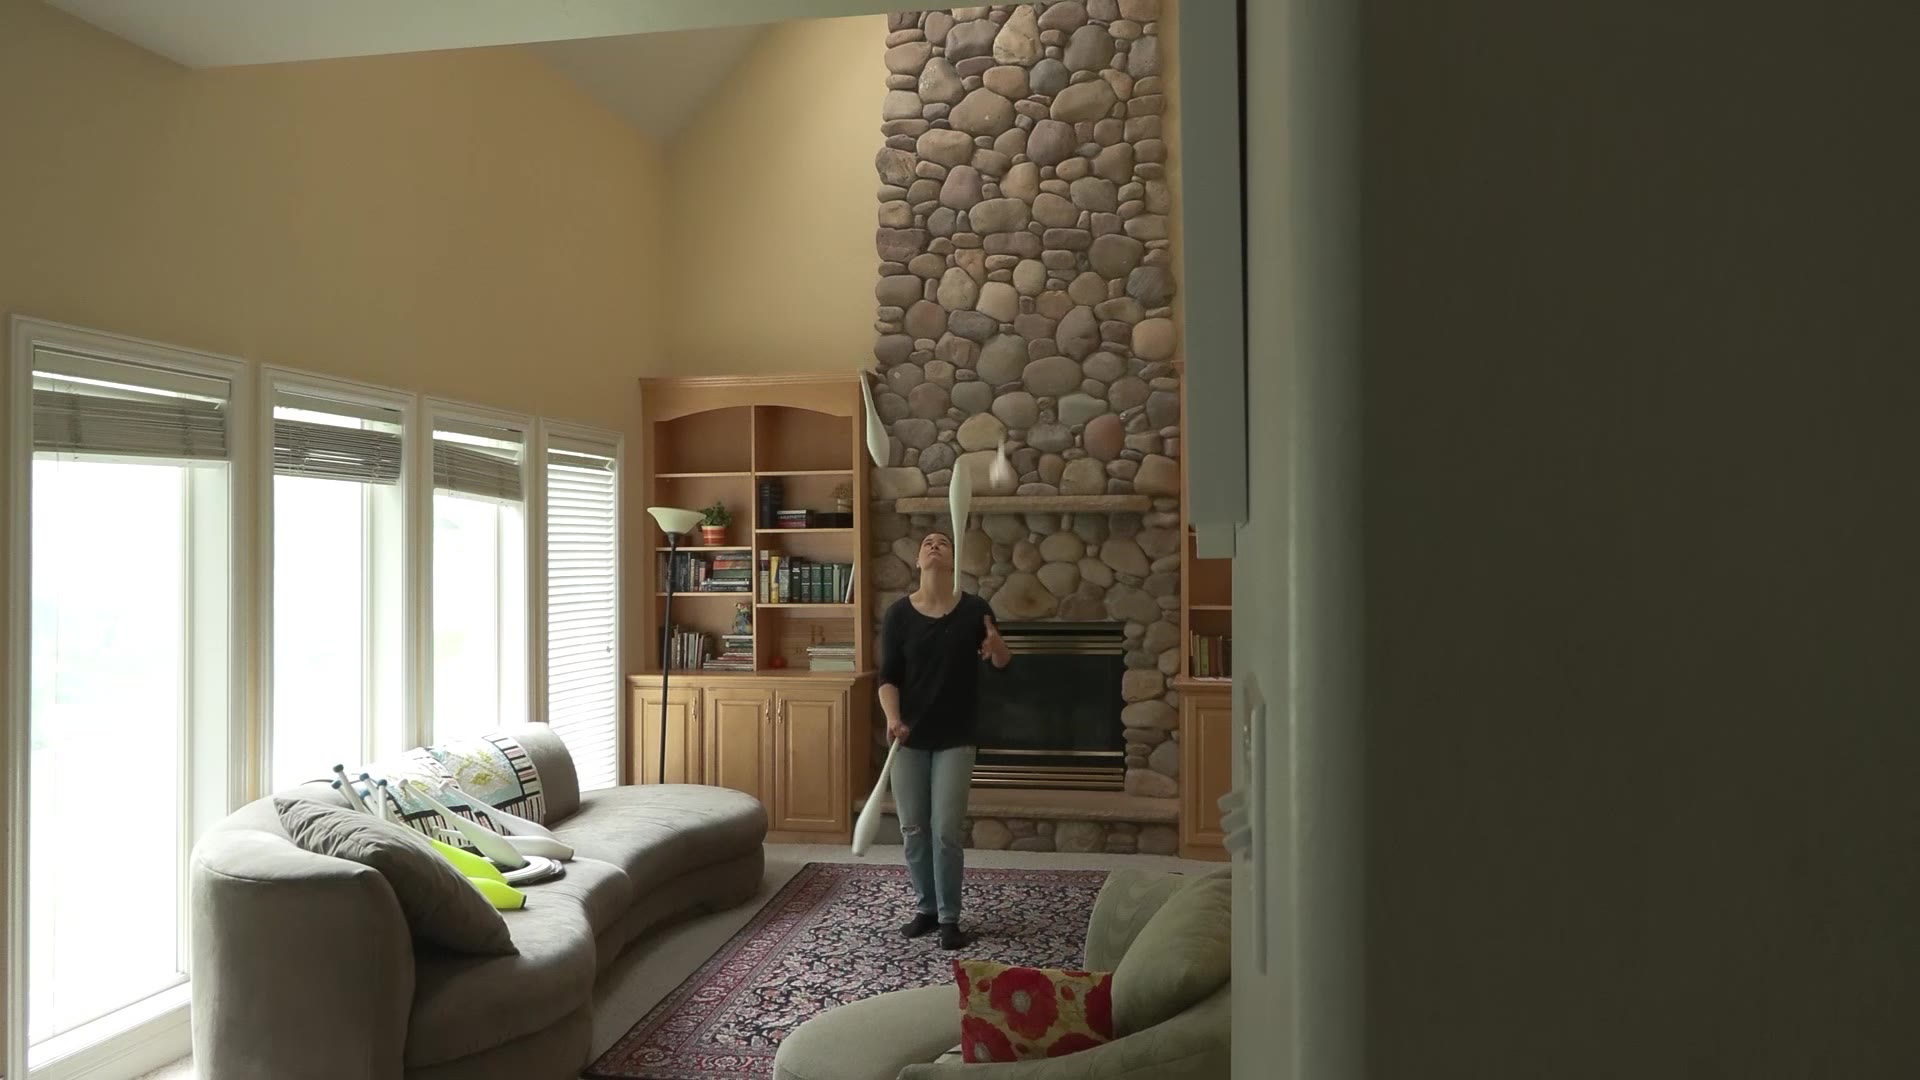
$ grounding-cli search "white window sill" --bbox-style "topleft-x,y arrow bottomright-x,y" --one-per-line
28,983 -> 191,1080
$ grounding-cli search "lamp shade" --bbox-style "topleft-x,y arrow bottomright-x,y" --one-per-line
647,506 -> 704,537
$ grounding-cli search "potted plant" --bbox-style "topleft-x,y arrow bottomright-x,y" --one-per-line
699,501 -> 731,546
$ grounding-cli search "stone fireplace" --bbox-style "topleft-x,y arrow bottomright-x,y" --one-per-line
866,3 -> 1184,854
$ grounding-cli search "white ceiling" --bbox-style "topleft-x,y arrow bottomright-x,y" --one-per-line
529,27 -> 765,143
40,0 -> 897,67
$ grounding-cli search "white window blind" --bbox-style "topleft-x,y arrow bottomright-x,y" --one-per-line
545,436 -> 619,790
31,349 -> 228,460
273,391 -> 402,484
432,418 -> 523,501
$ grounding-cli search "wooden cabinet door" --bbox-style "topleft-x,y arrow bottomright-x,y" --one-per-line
1180,690 -> 1235,854
705,687 -> 774,806
632,685 -> 701,785
771,689 -> 848,835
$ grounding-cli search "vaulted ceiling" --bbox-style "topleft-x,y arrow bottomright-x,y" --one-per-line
39,0 -> 899,142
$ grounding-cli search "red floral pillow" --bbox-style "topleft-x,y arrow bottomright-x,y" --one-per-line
953,958 -> 1116,1062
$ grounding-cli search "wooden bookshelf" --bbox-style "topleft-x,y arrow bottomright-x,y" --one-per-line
638,374 -> 873,678
633,375 -> 876,835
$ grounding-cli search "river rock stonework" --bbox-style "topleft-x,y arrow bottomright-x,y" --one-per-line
873,4 -> 1184,825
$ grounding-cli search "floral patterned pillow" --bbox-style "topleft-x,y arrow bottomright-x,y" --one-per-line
953,958 -> 1115,1062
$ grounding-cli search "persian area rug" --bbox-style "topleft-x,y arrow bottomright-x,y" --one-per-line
585,861 -> 1109,1079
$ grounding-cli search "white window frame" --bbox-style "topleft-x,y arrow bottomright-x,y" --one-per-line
6,315 -> 257,1080
256,369 -> 418,790
534,421 -> 624,786
420,399 -> 537,745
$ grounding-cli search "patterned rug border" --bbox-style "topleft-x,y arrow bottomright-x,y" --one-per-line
585,861 -> 1110,1080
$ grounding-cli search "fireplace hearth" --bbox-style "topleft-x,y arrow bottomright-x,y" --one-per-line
974,622 -> 1127,791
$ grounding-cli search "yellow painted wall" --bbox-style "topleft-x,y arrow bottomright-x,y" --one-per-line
661,14 -> 888,376
0,0 -> 665,424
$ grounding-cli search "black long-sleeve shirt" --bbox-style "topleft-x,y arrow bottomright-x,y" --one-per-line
879,593 -> 993,751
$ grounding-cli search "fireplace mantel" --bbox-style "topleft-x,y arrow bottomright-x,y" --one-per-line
890,494 -> 1153,515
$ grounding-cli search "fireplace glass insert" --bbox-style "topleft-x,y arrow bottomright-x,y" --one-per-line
974,621 -> 1127,790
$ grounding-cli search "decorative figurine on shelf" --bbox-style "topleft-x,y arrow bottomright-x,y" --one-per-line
732,602 -> 752,636
833,481 -> 853,515
700,501 -> 731,546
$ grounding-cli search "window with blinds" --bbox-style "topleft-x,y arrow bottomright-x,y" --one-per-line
268,388 -> 407,789
430,416 -> 529,742
545,436 -> 620,791
23,339 -> 234,1057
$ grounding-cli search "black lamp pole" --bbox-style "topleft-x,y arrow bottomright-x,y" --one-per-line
658,527 -> 679,785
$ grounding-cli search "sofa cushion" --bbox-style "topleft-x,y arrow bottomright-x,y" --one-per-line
1110,872 -> 1233,1035
405,873 -> 602,1067
273,797 -> 515,956
502,723 -> 582,821
535,856 -> 632,937
552,784 -> 766,889
1082,866 -> 1190,971
773,984 -> 960,1080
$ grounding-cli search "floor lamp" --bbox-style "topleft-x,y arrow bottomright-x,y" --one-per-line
647,506 -> 705,785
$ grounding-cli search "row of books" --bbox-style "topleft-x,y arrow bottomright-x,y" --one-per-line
759,553 -> 855,605
768,509 -> 854,529
703,633 -> 755,672
664,627 -> 711,671
805,643 -> 856,673
661,551 -> 754,594
1191,633 -> 1233,679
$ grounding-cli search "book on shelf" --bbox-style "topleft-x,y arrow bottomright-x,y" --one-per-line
701,631 -> 756,672
664,626 -> 711,671
660,551 -> 753,593
1189,631 -> 1233,679
806,642 -> 857,672
760,553 -> 855,604
770,509 -> 855,530
757,479 -> 784,529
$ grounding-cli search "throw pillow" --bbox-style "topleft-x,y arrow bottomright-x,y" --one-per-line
953,959 -> 1115,1062
429,732 -> 548,825
1110,871 -> 1233,1034
274,797 -> 517,955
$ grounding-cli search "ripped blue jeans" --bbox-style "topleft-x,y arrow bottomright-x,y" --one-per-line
891,745 -> 976,923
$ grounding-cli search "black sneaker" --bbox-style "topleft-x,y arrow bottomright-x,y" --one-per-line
939,922 -> 971,950
901,912 -> 940,939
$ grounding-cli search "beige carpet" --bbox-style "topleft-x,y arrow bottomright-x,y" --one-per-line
140,843 -> 1219,1078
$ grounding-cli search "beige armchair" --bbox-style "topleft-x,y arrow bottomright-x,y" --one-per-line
774,866 -> 1231,1080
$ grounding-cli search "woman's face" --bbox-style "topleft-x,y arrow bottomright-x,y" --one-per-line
917,531 -> 953,571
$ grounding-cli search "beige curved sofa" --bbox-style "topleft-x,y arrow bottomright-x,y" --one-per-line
773,866 -> 1231,1080
189,724 -> 766,1080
